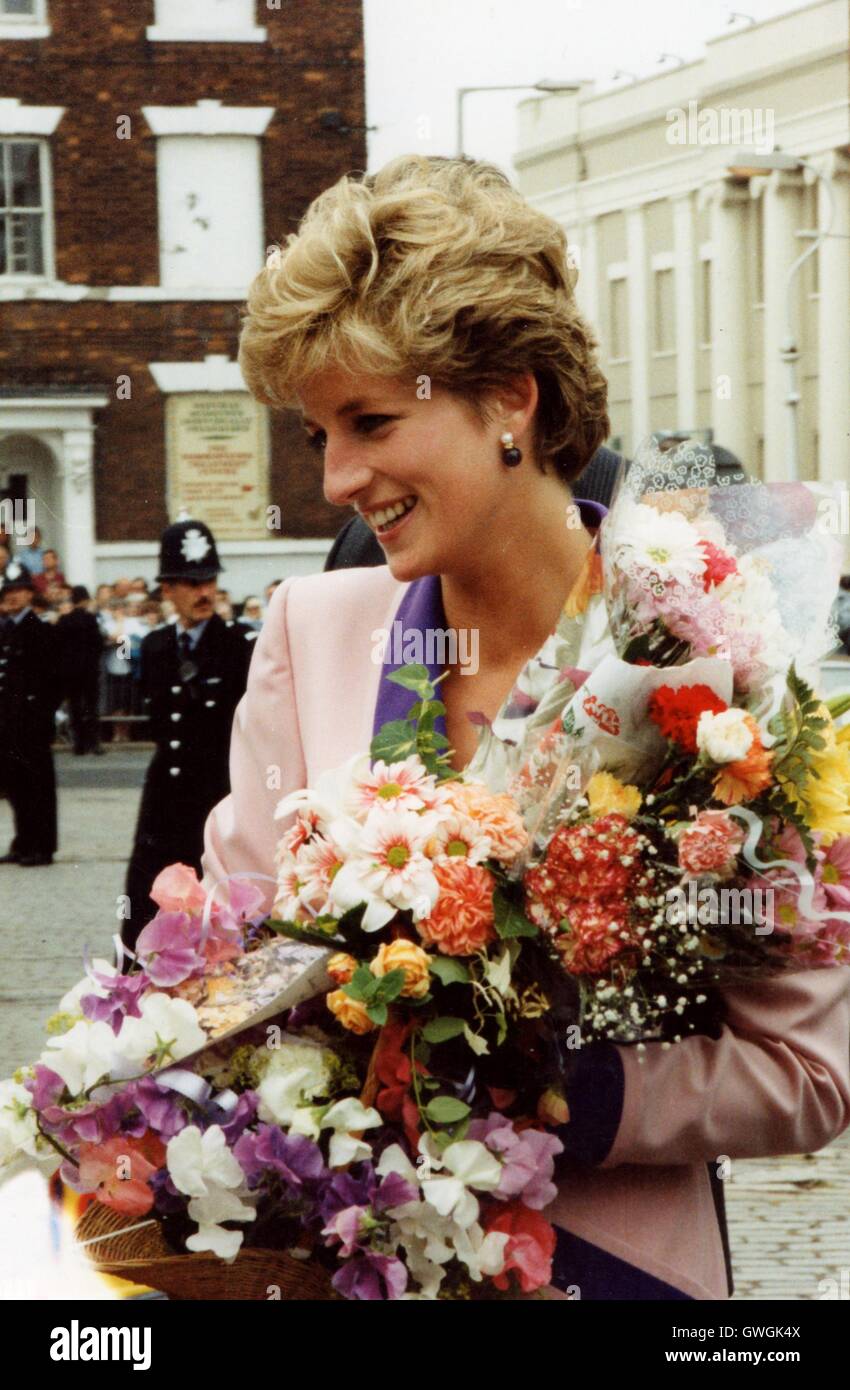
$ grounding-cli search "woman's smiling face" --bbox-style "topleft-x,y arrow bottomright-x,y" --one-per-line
298,366 -> 534,583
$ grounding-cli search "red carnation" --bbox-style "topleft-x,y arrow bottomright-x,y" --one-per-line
648,684 -> 728,753
526,814 -> 646,904
698,539 -> 738,591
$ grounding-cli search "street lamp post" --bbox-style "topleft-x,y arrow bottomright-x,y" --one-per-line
727,149 -> 836,482
456,79 -> 586,158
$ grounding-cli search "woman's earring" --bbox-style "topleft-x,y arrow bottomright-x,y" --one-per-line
500,431 -> 522,467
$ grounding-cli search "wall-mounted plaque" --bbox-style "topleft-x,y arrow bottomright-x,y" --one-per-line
166,392 -> 269,539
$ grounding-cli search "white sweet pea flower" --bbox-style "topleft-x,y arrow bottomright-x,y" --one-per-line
696,708 -> 754,764
418,1137 -> 503,1229
451,1223 -> 510,1282
393,1231 -> 448,1300
117,992 -> 206,1070
58,958 -> 117,1015
40,1020 -> 126,1098
320,1097 -> 382,1168
185,1186 -> 257,1262
376,1143 -> 420,1187
167,1124 -> 244,1198
390,1204 -> 455,1267
0,1079 -> 61,1178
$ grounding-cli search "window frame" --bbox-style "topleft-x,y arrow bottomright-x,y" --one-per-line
0,137 -> 54,281
147,0 -> 267,43
0,0 -> 49,36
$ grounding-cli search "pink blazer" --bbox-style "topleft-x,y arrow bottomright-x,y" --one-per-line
203,566 -> 850,1300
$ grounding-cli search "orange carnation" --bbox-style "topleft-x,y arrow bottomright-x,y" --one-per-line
713,714 -> 773,804
415,859 -> 497,956
438,782 -> 528,864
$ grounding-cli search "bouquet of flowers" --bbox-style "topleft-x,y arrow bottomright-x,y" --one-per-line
3,441 -> 850,1300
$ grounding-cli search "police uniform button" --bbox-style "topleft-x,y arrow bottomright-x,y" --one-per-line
171,685 -> 181,694
170,740 -> 181,749
205,699 -> 215,707
169,767 -> 181,776
171,712 -> 181,722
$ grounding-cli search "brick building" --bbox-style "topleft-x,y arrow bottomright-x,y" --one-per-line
0,0 -> 367,594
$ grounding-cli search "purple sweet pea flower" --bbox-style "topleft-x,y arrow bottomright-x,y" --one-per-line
132,1076 -> 191,1139
41,1089 -> 136,1147
319,1163 -> 416,1228
233,1124 -> 326,1190
332,1251 -> 408,1301
25,1064 -> 65,1110
319,1168 -> 375,1225
210,1091 -> 258,1144
323,1204 -> 371,1257
81,969 -> 149,1033
467,1112 -> 563,1210
135,911 -> 205,986
373,1169 -> 418,1215
150,1165 -> 186,1215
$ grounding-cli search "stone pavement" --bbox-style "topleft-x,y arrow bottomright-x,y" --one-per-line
1,747 -> 849,1300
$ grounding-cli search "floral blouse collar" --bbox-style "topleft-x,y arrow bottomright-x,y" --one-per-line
372,498 -> 615,791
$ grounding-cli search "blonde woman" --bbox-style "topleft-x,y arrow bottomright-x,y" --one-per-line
202,154 -> 850,1301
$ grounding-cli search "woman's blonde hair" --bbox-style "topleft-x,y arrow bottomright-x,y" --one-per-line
239,153 -> 610,484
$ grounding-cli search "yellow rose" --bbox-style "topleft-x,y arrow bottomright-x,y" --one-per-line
586,772 -> 642,820
326,989 -> 377,1035
327,952 -> 358,985
371,939 -> 431,999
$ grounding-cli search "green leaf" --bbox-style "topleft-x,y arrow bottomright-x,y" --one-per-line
422,1016 -> 467,1044
429,957 -> 470,986
335,903 -> 366,935
462,1023 -> 490,1057
387,663 -> 434,695
424,1096 -> 471,1125
373,968 -> 406,1003
370,721 -> 419,765
493,886 -> 538,939
366,1002 -> 388,1027
344,965 -> 380,1003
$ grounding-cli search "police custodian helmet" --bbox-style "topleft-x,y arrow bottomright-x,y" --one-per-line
156,518 -> 223,583
0,560 -> 37,597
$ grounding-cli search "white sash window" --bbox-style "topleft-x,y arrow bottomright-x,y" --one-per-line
148,0 -> 267,43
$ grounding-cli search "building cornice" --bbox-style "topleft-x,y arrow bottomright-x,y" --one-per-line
148,355 -> 247,393
141,100 -> 275,137
0,97 -> 64,136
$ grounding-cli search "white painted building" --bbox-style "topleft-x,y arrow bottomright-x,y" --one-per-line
515,0 -> 850,486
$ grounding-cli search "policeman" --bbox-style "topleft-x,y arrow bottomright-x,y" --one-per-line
0,563 -> 62,866
122,520 -> 258,952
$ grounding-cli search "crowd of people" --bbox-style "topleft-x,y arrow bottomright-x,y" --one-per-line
0,526 -> 278,749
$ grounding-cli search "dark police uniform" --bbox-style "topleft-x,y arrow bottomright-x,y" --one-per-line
0,565 -> 62,865
122,521 -> 257,951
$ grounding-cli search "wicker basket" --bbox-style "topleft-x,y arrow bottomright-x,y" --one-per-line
75,1200 -> 338,1300
75,1032 -> 383,1300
